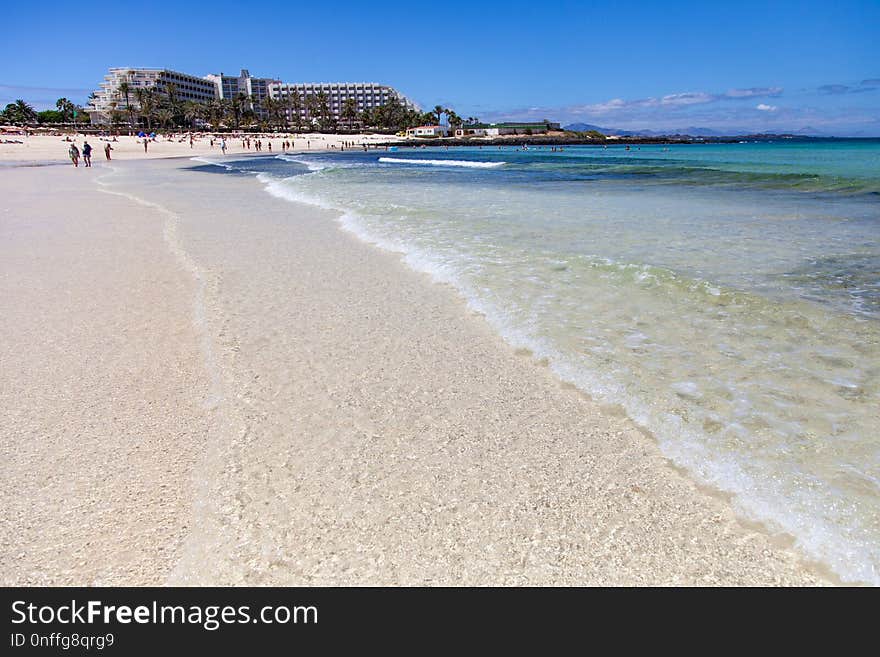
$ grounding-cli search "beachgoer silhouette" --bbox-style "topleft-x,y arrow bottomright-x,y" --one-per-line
82,141 -> 92,167
69,144 -> 80,167
104,143 -> 113,160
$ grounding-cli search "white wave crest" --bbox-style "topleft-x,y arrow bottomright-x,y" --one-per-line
258,174 -> 338,210
275,154 -> 326,171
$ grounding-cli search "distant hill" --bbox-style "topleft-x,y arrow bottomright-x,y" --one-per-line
563,123 -> 829,138
562,123 -> 609,133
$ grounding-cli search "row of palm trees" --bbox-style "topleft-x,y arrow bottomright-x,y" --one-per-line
108,83 -> 351,132
3,91 -> 480,135
108,82 -> 349,132
430,105 -> 479,130
107,81 -> 475,133
2,97 -> 91,126
1,99 -> 38,124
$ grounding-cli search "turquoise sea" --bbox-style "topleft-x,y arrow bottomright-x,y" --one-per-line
196,139 -> 880,584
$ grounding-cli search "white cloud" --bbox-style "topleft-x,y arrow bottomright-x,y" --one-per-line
660,92 -> 714,106
557,86 -> 787,118
756,103 -> 778,111
726,87 -> 783,98
569,98 -> 627,114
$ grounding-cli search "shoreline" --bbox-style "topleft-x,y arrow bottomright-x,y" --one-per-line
0,132 -> 404,167
1,157 -> 829,585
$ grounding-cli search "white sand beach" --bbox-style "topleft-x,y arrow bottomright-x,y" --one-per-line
0,155 -> 826,585
0,132 -> 401,165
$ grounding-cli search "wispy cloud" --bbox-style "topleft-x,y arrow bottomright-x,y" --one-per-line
659,92 -> 714,106
561,86 -> 784,117
479,83 -> 879,136
724,87 -> 784,99
816,79 -> 879,95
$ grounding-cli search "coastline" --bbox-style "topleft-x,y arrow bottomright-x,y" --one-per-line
0,132 -> 403,167
0,156 -> 826,585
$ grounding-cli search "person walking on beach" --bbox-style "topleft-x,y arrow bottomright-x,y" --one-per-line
104,142 -> 113,160
68,143 -> 80,167
220,138 -> 227,155
143,139 -> 149,153
82,141 -> 92,167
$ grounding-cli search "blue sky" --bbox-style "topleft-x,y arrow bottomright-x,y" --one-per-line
2,0 -> 878,135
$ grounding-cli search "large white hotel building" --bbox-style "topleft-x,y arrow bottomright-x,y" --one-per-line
88,67 -> 418,126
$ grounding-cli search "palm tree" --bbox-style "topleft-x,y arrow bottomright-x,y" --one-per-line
284,89 -> 302,130
315,91 -> 331,131
432,105 -> 444,125
273,98 -> 286,129
109,103 -> 125,131
445,108 -> 462,131
160,81 -> 181,127
218,99 -> 234,128
183,101 -> 204,130
155,108 -> 174,129
305,94 -> 320,130
202,99 -> 218,129
13,99 -> 37,125
249,96 -> 264,128
133,88 -> 146,127
117,80 -> 134,130
135,88 -> 157,130
341,97 -> 358,131
261,96 -> 283,129
55,97 -> 75,123
232,92 -> 249,129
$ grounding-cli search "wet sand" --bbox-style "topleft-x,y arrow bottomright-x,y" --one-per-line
0,158 -> 824,585
0,164 -> 210,584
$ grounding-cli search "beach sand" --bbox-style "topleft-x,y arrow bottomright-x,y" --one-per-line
0,156 -> 824,585
0,132 -> 399,165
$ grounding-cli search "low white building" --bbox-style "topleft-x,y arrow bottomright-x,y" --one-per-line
455,121 -> 562,137
406,125 -> 449,138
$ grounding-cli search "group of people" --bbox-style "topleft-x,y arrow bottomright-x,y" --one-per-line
61,131 -> 385,165
238,137 -> 278,152
67,140 -> 113,167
